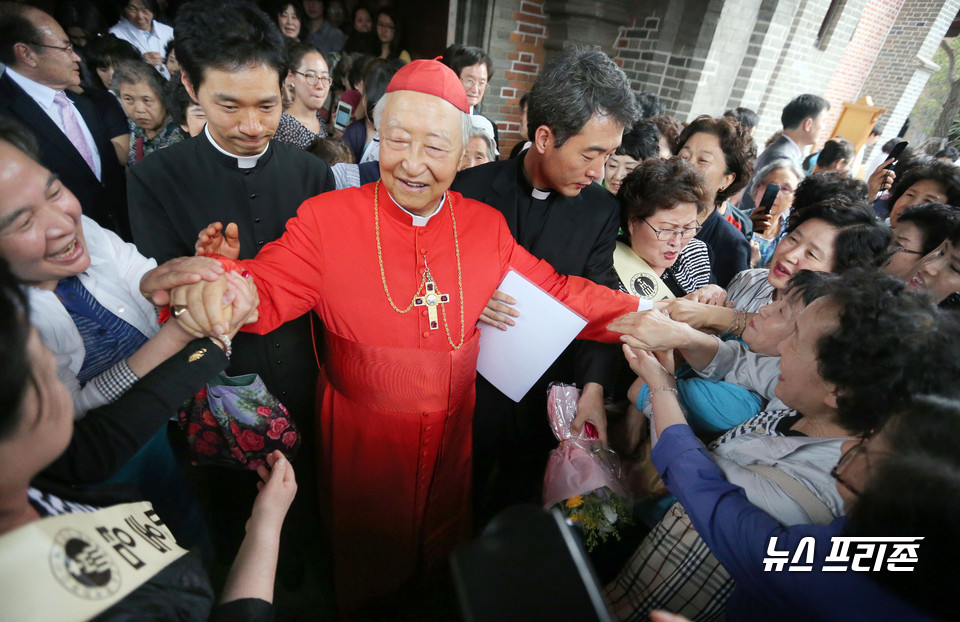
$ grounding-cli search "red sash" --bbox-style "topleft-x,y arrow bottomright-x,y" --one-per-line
324,329 -> 479,413
319,330 -> 480,615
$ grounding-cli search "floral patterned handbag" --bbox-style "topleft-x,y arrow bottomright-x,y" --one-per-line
177,372 -> 301,470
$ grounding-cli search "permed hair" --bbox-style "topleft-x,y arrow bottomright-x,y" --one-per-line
616,120 -> 660,161
649,114 -> 681,154
845,395 -> 960,621
781,93 -> 830,130
636,92 -> 665,119
675,115 -> 756,205
175,0 -> 287,90
897,203 -> 960,256
526,45 -> 637,148
791,171 -> 867,212
786,198 -> 891,271
723,106 -> 758,131
888,159 -> 960,211
816,270 -> 960,435
618,157 -> 708,240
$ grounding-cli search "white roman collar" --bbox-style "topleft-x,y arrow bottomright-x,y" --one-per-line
389,192 -> 445,227
204,125 -> 268,168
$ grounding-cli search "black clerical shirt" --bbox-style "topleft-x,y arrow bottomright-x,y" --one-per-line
127,132 -> 335,428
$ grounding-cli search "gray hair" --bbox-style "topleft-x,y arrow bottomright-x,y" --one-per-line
526,45 -> 637,147
465,125 -> 497,162
373,91 -> 472,148
755,158 -> 804,186
113,58 -> 167,103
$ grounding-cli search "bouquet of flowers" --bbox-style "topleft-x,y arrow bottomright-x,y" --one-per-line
543,383 -> 632,551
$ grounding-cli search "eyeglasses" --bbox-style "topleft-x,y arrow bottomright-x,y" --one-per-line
830,438 -> 869,496
462,78 -> 487,91
890,243 -> 924,256
642,219 -> 702,240
293,71 -> 333,87
33,41 -> 75,54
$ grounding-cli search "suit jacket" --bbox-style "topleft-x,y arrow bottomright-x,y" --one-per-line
739,134 -> 803,215
451,156 -> 622,394
0,72 -> 128,238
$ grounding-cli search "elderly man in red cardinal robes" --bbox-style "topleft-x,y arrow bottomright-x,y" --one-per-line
161,58 -> 641,615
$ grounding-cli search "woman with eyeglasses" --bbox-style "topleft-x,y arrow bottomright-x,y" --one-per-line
905,219 -> 960,308
615,157 -> 712,300
274,43 -> 331,150
374,8 -> 409,62
606,271 -> 960,621
884,202 -> 960,281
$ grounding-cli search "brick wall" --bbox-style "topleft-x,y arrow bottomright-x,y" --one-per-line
481,0 -> 548,154
859,0 -> 960,161
819,0 -> 905,144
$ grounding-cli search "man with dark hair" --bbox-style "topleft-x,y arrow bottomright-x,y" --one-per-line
126,0 -> 334,589
451,45 -> 638,526
740,93 -> 830,214
0,2 -> 128,238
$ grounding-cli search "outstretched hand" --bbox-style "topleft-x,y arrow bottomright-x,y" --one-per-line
683,284 -> 726,306
139,256 -> 225,306
196,221 -> 241,260
622,343 -> 676,388
248,450 -> 298,536
608,309 -> 691,351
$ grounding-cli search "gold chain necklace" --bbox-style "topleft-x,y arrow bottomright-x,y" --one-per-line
374,181 -> 465,350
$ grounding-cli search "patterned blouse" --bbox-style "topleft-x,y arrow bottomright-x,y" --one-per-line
274,111 -> 328,150
127,117 -> 184,166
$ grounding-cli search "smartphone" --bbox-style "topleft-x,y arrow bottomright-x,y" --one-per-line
884,141 -> 909,170
334,99 -> 353,133
758,184 -> 780,215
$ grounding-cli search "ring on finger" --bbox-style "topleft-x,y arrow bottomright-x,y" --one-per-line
171,305 -> 187,318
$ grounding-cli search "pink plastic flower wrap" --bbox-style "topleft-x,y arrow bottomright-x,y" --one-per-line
543,383 -> 632,551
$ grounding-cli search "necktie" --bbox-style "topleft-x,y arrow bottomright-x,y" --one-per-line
53,91 -> 96,174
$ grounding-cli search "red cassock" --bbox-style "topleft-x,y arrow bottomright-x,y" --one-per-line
220,182 -> 638,614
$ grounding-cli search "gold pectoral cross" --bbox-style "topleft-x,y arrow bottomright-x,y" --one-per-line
414,276 -> 449,330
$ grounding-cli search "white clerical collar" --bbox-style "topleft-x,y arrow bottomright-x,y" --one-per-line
389,192 -> 445,227
531,187 -> 551,200
204,125 -> 268,168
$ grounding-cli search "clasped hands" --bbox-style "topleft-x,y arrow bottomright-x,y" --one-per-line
139,220 -> 257,341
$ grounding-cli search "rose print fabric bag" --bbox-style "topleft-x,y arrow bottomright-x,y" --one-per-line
177,372 -> 301,470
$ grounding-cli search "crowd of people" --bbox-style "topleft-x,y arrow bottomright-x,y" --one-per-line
0,1 -> 958,621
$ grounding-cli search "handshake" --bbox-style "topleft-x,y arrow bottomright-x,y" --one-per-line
138,220 -> 258,342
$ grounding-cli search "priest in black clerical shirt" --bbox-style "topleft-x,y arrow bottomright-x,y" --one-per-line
451,47 -> 638,528
126,2 -> 334,598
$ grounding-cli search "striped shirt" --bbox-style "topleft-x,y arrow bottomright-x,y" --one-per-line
726,268 -> 775,312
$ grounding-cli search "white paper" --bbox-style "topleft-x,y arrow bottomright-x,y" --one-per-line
477,270 -> 589,402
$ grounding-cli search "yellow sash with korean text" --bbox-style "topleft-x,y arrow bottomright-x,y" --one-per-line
0,501 -> 187,622
613,241 -> 676,301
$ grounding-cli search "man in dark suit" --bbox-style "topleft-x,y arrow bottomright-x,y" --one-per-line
451,46 -> 637,527
739,93 -> 830,214
0,4 -> 127,238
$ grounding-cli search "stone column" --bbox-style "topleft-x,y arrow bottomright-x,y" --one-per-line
542,0 -> 639,55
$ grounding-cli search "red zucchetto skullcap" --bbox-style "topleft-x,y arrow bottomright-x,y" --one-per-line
385,57 -> 470,114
